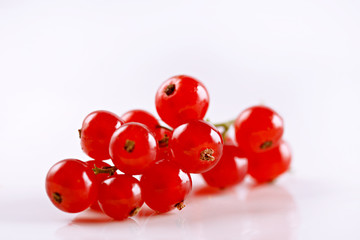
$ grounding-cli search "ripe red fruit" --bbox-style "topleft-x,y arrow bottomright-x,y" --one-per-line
45,159 -> 97,213
140,160 -> 192,213
109,123 -> 158,175
155,127 -> 173,161
247,140 -> 291,183
86,160 -> 117,211
170,120 -> 223,173
234,106 -> 284,154
224,135 -> 236,145
120,109 -> 160,133
155,75 -> 210,128
201,143 -> 248,188
98,175 -> 143,220
80,110 -> 124,160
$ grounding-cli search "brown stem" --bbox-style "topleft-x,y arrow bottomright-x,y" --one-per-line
92,165 -> 117,176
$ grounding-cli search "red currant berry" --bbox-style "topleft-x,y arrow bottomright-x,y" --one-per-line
170,120 -> 223,173
234,106 -> 284,154
201,143 -> 248,188
247,140 -> 291,183
155,75 -> 210,128
109,123 -> 158,175
155,127 -> 173,161
224,135 -> 236,145
86,160 -> 117,211
98,175 -> 143,220
80,110 -> 124,160
140,160 -> 192,213
120,109 -> 160,133
45,159 -> 97,213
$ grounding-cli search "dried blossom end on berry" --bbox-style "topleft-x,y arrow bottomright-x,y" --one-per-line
260,140 -> 273,150
129,207 -> 141,217
164,84 -> 176,96
158,134 -> 169,148
53,192 -> 62,204
175,201 -> 185,210
124,139 -> 135,152
200,148 -> 215,161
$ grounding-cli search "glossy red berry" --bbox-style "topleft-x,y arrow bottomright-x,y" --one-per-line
86,160 -> 117,211
45,159 -> 97,213
247,140 -> 291,183
170,120 -> 223,173
109,123 -> 158,175
120,109 -> 160,133
155,127 -> 173,161
98,175 -> 143,220
140,160 -> 192,213
155,75 -> 210,128
234,106 -> 284,154
224,135 -> 236,145
80,110 -> 124,160
201,143 -> 248,188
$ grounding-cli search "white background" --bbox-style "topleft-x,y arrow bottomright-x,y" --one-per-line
0,0 -> 359,239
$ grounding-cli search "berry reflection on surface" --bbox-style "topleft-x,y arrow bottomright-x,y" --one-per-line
55,175 -> 299,240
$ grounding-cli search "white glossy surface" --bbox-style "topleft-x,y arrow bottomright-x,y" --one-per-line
1,175 -> 359,239
0,0 -> 359,239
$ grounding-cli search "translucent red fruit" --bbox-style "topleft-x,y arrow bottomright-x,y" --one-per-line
224,135 -> 236,145
247,140 -> 291,183
120,109 -> 160,133
155,127 -> 173,161
80,110 -> 124,160
170,120 -> 223,173
45,159 -> 97,213
86,160 -> 117,211
234,106 -> 284,154
201,144 -> 248,188
98,175 -> 143,220
109,123 -> 158,175
155,75 -> 210,128
140,160 -> 192,213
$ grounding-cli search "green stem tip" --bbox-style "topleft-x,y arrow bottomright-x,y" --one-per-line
213,119 -> 235,140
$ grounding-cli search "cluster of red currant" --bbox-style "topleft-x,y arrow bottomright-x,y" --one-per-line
45,75 -> 291,220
